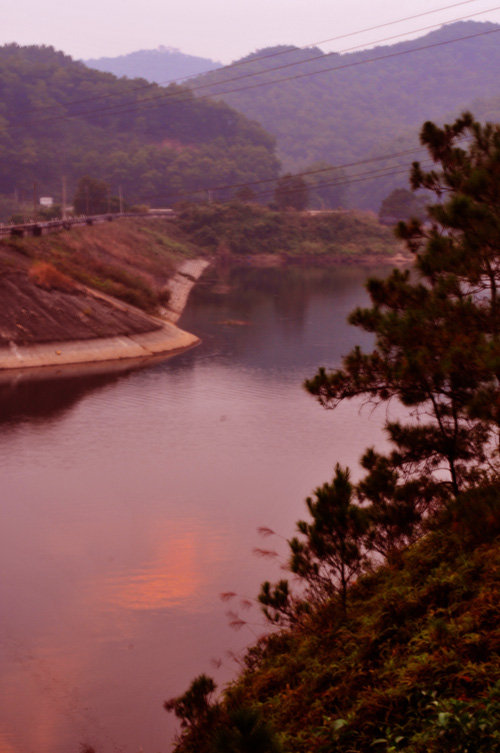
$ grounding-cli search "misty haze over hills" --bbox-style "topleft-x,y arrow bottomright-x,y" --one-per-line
84,21 -> 500,209
84,46 -> 222,83
189,20 -> 500,208
1,20 -> 499,214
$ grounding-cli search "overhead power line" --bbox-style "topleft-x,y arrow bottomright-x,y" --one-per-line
15,22 -> 497,133
136,149 -> 448,205
11,9 -> 500,132
11,0 -> 489,119
179,6 -> 500,97
136,146 -> 433,204
132,132 -> 474,205
248,160 -> 436,202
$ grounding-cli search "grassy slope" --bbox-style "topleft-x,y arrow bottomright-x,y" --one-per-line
0,218 -> 201,312
215,488 -> 500,753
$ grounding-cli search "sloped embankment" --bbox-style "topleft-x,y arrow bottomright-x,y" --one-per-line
0,218 -> 209,370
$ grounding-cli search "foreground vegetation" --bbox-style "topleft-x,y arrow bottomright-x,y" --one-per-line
188,492 -> 498,753
165,114 -> 500,752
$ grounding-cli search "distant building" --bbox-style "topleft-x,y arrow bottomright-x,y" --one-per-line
39,197 -> 54,207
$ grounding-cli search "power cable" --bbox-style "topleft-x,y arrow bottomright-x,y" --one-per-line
136,146 -> 432,204
74,6 -> 500,122
11,0 -> 489,117
179,6 -> 500,97
10,13 -> 500,130
136,155 -> 439,206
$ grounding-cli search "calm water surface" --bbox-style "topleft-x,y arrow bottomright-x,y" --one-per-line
0,265 -> 392,753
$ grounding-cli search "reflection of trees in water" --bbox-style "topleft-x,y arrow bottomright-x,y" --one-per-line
178,264 -> 380,372
0,350 -> 190,427
186,264 -> 377,333
0,371 -> 123,426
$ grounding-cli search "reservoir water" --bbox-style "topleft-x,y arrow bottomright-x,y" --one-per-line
0,264 -> 392,753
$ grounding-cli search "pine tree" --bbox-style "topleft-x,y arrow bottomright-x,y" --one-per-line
306,113 -> 500,500
289,465 -> 368,612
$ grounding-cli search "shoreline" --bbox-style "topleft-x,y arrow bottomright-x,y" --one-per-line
0,322 -> 200,372
0,251 -> 404,376
230,250 -> 411,268
0,258 -> 210,375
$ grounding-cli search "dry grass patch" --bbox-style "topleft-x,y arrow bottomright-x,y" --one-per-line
28,261 -> 77,292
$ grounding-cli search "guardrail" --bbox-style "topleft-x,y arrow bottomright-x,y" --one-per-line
0,210 -> 176,238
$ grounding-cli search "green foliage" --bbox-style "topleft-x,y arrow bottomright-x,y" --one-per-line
164,677 -> 282,753
357,448 -> 437,562
305,163 -> 349,209
289,465 -> 368,610
0,44 -> 279,208
176,202 -> 398,258
233,186 -> 256,203
170,115 -> 500,753
306,113 -> 500,499
221,503 -> 500,753
73,176 -> 111,215
378,188 -> 426,223
165,674 -> 217,730
165,675 -> 218,753
212,706 -> 283,753
274,174 -> 309,210
258,579 -> 311,627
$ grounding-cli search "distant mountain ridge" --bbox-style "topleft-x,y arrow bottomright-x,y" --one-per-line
84,46 -> 222,84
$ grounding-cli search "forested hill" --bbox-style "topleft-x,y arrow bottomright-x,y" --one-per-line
0,45 -> 278,212
84,46 -> 222,83
186,20 -> 500,209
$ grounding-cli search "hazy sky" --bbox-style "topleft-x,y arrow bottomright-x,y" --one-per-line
2,0 -> 500,62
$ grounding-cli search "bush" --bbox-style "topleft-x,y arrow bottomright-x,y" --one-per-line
28,261 -> 77,292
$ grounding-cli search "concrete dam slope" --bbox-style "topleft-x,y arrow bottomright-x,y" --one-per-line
0,259 -> 210,373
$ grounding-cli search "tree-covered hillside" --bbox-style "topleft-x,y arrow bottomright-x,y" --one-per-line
85,46 -> 221,83
0,44 -> 279,210
187,21 -> 500,209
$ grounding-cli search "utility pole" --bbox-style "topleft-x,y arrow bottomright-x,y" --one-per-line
20,189 -> 26,223
61,176 -> 67,220
119,185 -> 124,215
33,181 -> 38,217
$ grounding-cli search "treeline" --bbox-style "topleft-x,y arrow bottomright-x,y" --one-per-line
175,202 -> 398,259
0,44 -> 279,210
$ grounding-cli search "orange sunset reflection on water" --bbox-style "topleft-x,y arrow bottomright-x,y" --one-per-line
98,528 -> 221,613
